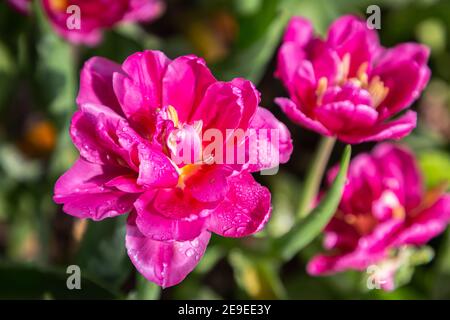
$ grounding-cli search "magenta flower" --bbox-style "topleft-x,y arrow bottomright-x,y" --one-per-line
308,143 -> 450,290
275,15 -> 430,144
42,0 -> 164,45
7,0 -> 31,14
54,50 -> 293,287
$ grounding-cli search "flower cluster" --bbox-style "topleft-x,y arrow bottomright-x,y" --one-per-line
51,10 -> 449,291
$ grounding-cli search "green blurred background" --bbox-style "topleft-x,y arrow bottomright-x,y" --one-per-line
0,0 -> 449,299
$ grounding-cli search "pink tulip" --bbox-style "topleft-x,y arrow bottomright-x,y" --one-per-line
7,0 -> 31,14
41,0 -> 164,45
275,15 -> 430,143
308,143 -> 450,290
54,50 -> 293,287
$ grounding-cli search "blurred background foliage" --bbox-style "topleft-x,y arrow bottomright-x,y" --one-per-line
0,0 -> 449,299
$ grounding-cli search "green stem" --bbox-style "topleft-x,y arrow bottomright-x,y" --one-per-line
297,136 -> 336,218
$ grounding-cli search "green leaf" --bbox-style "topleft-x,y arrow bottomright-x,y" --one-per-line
75,216 -> 131,290
229,249 -> 286,299
33,2 -> 76,118
433,231 -> 450,299
0,262 -> 120,299
212,0 -> 289,84
274,145 -> 351,261
418,151 -> 450,189
128,274 -> 161,300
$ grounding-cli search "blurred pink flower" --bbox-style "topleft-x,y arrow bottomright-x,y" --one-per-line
42,0 -> 164,45
275,15 -> 430,143
308,143 -> 450,290
54,50 -> 292,287
7,0 -> 31,14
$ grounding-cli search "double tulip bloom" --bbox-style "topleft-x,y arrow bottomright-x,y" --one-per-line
53,50 -> 292,287
8,0 -> 164,45
308,144 -> 450,290
275,15 -> 430,143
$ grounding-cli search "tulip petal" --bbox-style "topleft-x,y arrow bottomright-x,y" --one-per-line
184,165 -> 232,203
315,101 -> 378,134
123,0 -> 164,21
53,158 -> 137,220
245,107 -> 293,172
373,143 -> 423,210
191,82 -> 243,139
126,213 -> 210,288
338,111 -> 417,144
375,60 -> 429,120
275,97 -> 331,136
114,50 -> 170,132
137,144 -> 178,188
134,190 -> 210,241
162,55 -> 216,123
230,78 -> 260,130
207,172 -> 271,237
395,195 -> 450,246
77,57 -> 124,114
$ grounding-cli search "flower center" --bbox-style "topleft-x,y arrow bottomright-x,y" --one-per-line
177,164 -> 202,188
316,53 -> 390,108
49,0 -> 69,12
341,212 -> 378,235
161,106 -> 204,188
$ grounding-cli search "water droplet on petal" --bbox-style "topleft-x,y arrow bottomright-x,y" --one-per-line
185,248 -> 195,257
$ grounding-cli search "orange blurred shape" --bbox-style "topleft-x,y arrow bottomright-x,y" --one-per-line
19,120 -> 57,158
187,10 -> 238,63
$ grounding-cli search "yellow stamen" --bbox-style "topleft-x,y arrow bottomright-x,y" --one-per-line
337,53 -> 351,84
49,0 -> 69,11
367,76 -> 389,108
316,77 -> 328,105
356,62 -> 369,87
167,105 -> 180,128
344,213 -> 377,235
177,164 -> 201,188
392,206 -> 406,220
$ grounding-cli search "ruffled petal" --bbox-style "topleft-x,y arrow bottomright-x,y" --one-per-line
275,42 -> 308,87
245,107 -> 293,172
338,111 -> 417,144
372,143 -> 423,210
275,97 -> 331,136
283,16 -> 314,45
77,57 -> 124,115
137,144 -> 178,188
53,158 -> 137,220
71,103 -> 147,169
123,0 -> 164,22
395,194 -> 450,246
326,15 -> 380,76
315,101 -> 379,134
375,60 -> 429,120
207,172 -> 271,237
114,50 -> 170,131
162,55 -> 216,123
134,190 -> 210,241
190,81 -> 243,140
230,78 -> 260,130
183,165 -> 232,203
126,213 -> 210,288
